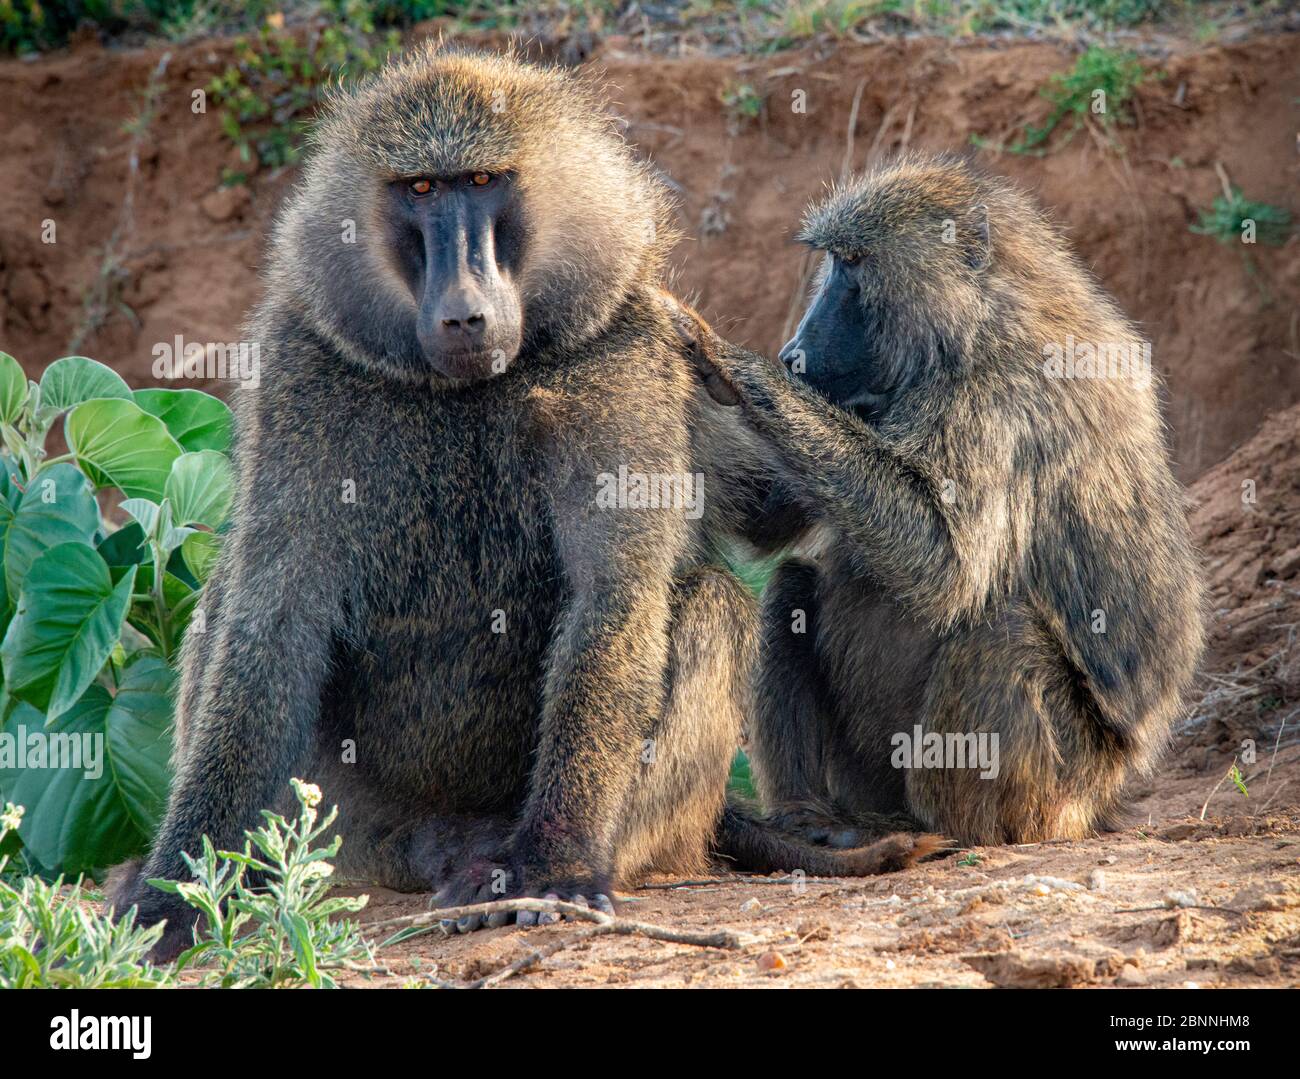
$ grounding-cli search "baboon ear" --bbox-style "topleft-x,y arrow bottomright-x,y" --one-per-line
965,204 -> 991,270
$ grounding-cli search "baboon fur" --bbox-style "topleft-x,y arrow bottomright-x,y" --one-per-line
688,153 -> 1206,849
110,47 -> 931,954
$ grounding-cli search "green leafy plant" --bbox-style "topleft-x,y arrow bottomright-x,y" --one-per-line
1007,46 -> 1147,154
208,5 -> 401,171
2,781 -> 373,988
727,748 -> 756,800
1190,187 -> 1292,247
0,351 -> 232,877
149,778 -> 372,988
720,80 -> 765,128
0,801 -> 176,987
1229,763 -> 1248,798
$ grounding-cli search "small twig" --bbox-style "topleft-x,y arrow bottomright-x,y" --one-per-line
1263,708 -> 1292,792
864,100 -> 901,170
1114,905 -> 1244,918
1213,160 -> 1234,201
1258,778 -> 1292,814
1199,755 -> 1241,820
638,874 -> 846,889
839,79 -> 867,182
896,101 -> 916,156
778,247 -> 815,347
365,897 -> 744,988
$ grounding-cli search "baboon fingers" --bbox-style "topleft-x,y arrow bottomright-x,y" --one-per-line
658,290 -> 742,406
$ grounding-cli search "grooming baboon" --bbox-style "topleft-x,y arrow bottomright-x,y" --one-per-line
685,153 -> 1205,848
110,48 -> 931,957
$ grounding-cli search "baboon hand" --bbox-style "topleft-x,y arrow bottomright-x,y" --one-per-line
433,858 -> 616,933
659,291 -> 741,407
105,864 -> 199,965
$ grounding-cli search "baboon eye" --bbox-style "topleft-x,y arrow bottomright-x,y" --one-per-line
469,172 -> 494,187
840,253 -> 861,266
409,178 -> 433,196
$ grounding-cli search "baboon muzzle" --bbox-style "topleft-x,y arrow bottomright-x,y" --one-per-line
415,194 -> 523,380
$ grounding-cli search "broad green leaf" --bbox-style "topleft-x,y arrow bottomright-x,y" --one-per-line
0,352 -> 27,425
66,398 -> 182,501
134,387 -> 233,454
120,497 -> 163,539
0,451 -> 22,506
0,463 -> 100,599
166,545 -> 200,590
181,531 -> 222,583
165,451 -> 234,529
0,660 -> 174,875
98,522 -> 149,568
39,356 -> 132,413
1,544 -> 135,720
162,525 -> 198,552
105,655 -> 176,835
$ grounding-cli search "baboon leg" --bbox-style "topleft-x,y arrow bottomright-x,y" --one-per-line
907,611 -> 1129,846
749,559 -> 926,848
747,559 -> 834,809
610,566 -> 758,884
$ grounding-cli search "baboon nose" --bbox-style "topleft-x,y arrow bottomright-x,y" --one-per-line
439,311 -> 489,341
778,338 -> 802,368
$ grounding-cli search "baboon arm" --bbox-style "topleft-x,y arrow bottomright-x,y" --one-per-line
512,425 -> 683,887
516,580 -> 672,884
717,350 -> 1016,628
141,440 -> 345,883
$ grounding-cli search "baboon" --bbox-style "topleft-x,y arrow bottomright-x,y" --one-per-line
685,153 -> 1206,848
110,47 -> 931,957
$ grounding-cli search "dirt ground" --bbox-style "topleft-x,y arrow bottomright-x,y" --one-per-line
3,22 -> 1297,987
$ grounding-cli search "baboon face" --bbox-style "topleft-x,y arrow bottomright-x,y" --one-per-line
276,46 -> 677,386
383,169 -> 526,380
778,253 -> 911,415
782,156 -> 991,418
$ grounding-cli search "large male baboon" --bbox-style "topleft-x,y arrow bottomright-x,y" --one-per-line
686,154 -> 1206,848
111,47 -> 931,956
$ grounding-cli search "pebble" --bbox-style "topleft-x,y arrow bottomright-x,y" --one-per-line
1116,964 -> 1148,986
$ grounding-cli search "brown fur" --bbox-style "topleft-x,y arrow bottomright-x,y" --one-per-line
109,48 -> 927,958
685,153 -> 1207,848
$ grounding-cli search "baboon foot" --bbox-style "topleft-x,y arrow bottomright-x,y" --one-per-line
105,859 -> 200,965
433,860 -> 616,933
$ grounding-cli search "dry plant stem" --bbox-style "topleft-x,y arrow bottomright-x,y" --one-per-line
367,898 -> 744,990
1199,756 -> 1241,821
839,78 -> 867,181
368,897 -> 744,946
638,875 -> 849,889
